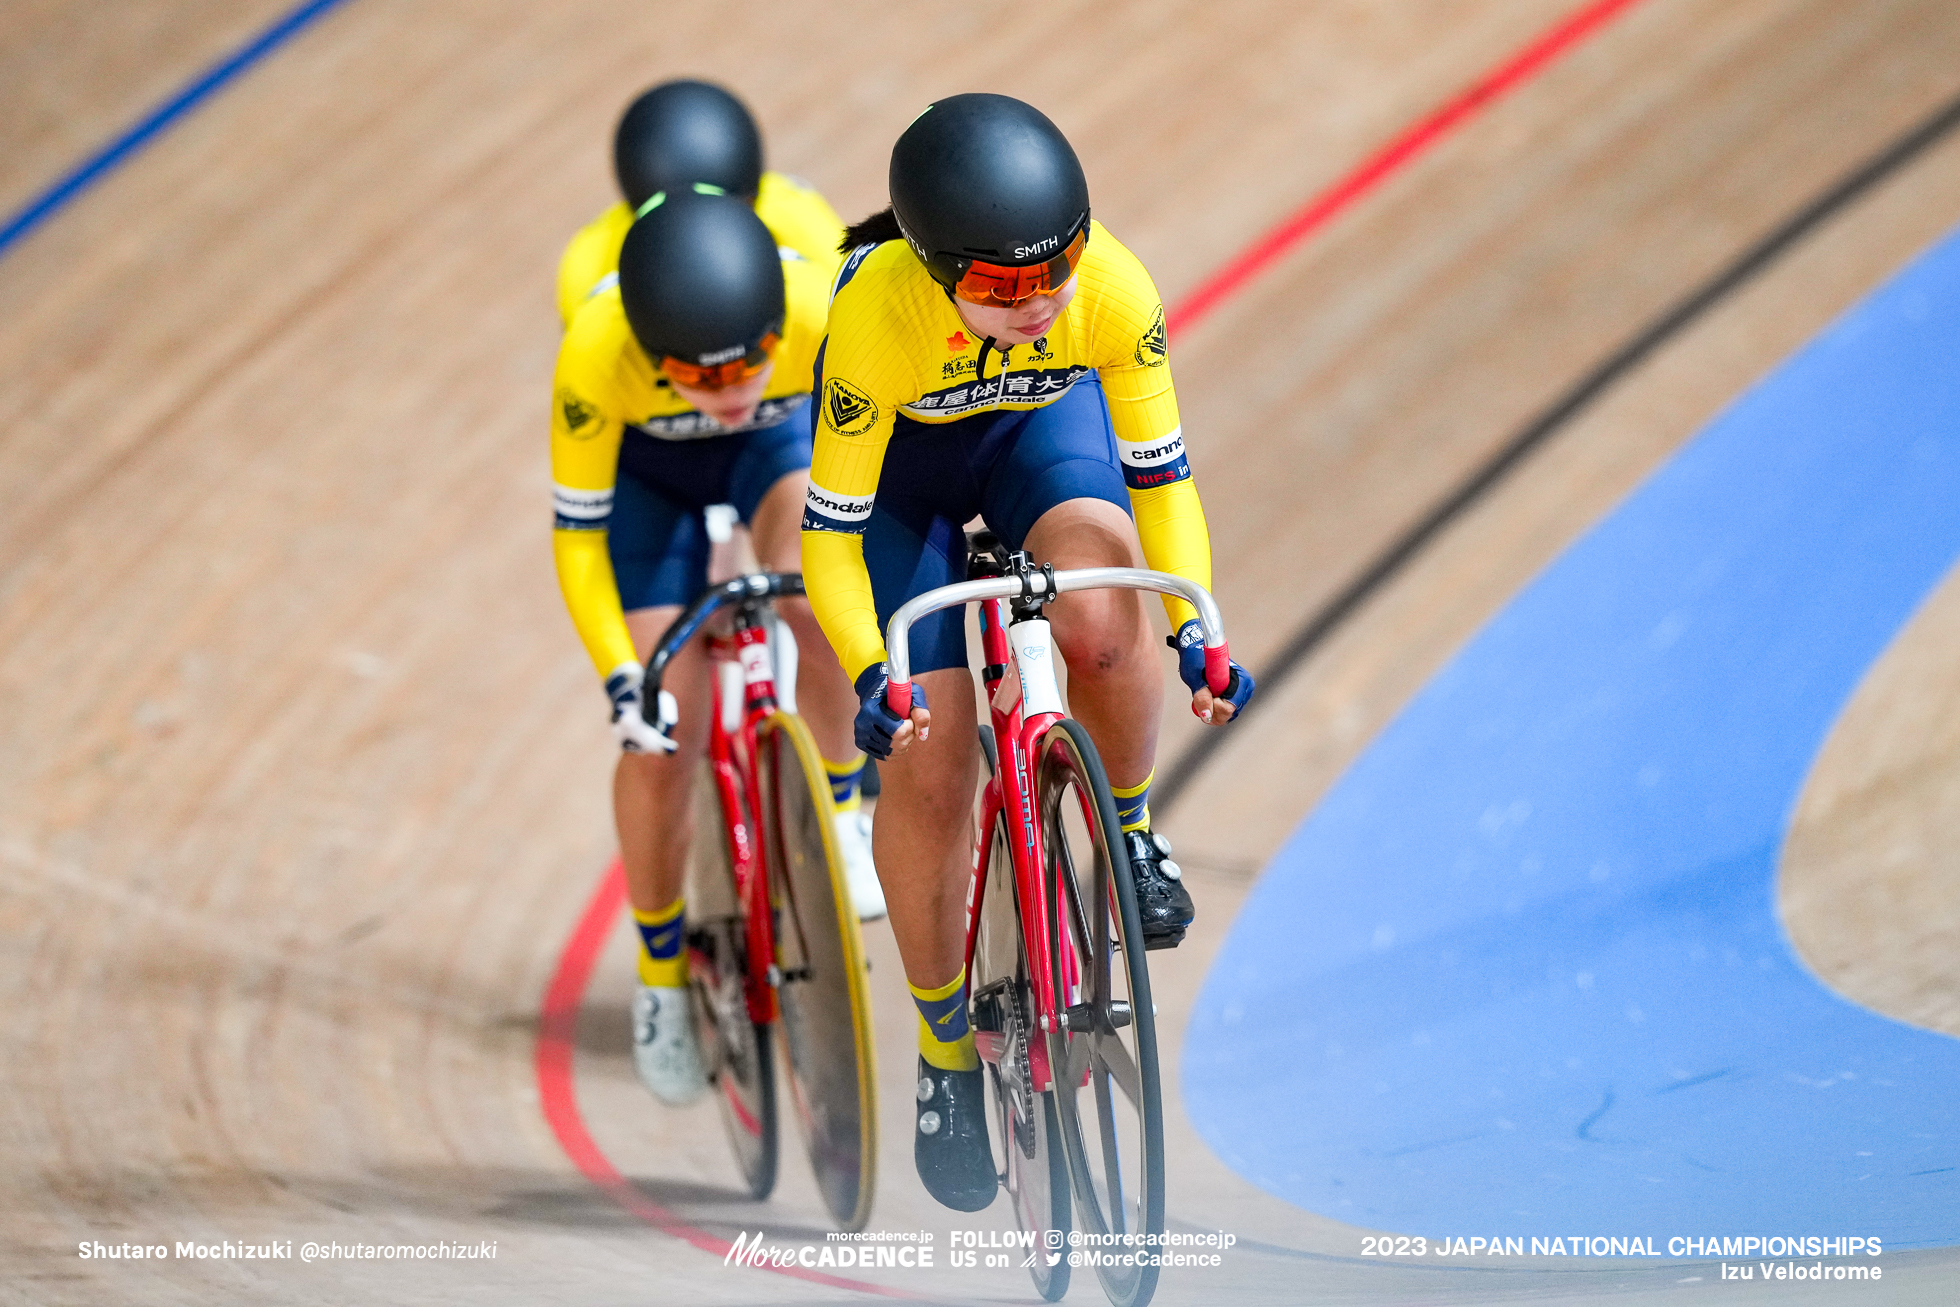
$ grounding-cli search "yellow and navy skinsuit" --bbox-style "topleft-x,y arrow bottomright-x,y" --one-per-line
555,172 -> 845,327
551,249 -> 832,683
799,221 -> 1212,682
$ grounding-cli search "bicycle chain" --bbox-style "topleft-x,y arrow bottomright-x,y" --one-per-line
1003,984 -> 1038,1159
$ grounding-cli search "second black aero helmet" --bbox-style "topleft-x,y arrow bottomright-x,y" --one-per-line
888,93 -> 1090,291
614,80 -> 764,211
618,190 -> 784,374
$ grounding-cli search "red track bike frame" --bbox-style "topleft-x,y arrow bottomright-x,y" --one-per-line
703,619 -> 784,1026
962,589 -> 1070,1090
648,573 -> 808,1030
881,561 -> 1230,1092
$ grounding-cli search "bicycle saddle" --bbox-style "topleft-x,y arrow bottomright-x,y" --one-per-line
964,528 -> 1009,579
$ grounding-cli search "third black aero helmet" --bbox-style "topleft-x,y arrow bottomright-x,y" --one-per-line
889,94 -> 1090,299
614,80 -> 764,211
618,190 -> 784,385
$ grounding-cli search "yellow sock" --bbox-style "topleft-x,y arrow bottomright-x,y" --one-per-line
1112,769 -> 1154,833
911,973 -> 978,1071
633,899 -> 686,989
825,754 -> 866,814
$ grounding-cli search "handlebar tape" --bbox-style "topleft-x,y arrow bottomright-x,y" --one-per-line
1205,643 -> 1232,696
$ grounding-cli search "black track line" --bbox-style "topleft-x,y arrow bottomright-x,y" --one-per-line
1159,83 -> 1960,813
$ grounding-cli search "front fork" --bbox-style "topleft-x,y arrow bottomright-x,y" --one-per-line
718,611 -> 784,1026
964,595 -> 1076,1092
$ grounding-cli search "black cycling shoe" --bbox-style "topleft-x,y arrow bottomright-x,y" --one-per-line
1125,829 -> 1194,950
914,1056 -> 997,1211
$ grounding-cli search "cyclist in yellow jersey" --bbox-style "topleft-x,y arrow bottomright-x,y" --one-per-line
800,95 -> 1255,1210
555,79 -> 845,327
554,80 -> 872,883
552,189 -> 873,1107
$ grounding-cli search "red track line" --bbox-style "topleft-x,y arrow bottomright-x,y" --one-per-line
538,0 -> 1649,1286
1166,0 -> 1649,337
534,858 -> 919,1299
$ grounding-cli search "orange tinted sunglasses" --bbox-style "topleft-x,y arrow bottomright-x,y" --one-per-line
658,331 -> 780,389
951,226 -> 1087,307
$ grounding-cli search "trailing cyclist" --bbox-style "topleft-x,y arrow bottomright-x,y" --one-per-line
799,94 -> 1254,1210
556,78 -> 845,326
553,76 -> 877,896
551,188 -> 878,1110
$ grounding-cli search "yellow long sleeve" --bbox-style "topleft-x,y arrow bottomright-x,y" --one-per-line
801,529 -> 883,682
553,528 -> 638,678
1128,477 -> 1211,631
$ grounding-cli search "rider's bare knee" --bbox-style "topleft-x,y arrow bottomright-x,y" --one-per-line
1054,594 -> 1143,676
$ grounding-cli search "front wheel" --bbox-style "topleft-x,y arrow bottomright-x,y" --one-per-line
971,809 -> 1071,1301
683,758 -> 777,1200
1039,719 -> 1165,1307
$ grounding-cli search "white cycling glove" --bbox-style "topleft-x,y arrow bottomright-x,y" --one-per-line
604,662 -> 679,755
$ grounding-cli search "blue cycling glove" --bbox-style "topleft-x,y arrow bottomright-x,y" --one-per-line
1170,620 -> 1255,720
854,663 -> 927,759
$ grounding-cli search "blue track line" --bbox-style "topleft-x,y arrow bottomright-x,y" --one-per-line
1185,223 -> 1960,1245
0,0 -> 356,261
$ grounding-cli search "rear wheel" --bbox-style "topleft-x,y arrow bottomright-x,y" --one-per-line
683,758 -> 777,1200
756,711 -> 878,1230
1039,719 -> 1164,1307
971,810 -> 1071,1302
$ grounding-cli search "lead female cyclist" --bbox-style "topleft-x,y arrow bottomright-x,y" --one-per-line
799,94 -> 1255,1210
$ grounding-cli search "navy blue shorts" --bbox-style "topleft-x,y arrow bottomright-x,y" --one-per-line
865,375 -> 1130,675
609,410 -> 810,612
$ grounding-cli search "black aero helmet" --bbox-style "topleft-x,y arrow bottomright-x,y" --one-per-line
618,189 -> 784,386
614,79 -> 764,210
889,94 -> 1090,303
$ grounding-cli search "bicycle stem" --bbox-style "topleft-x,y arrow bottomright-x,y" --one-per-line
645,571 -> 805,701
884,566 -> 1229,715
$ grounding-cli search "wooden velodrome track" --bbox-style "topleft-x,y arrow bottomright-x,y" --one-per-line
4,1 -> 1958,1302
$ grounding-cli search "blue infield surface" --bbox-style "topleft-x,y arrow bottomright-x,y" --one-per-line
1184,223 -> 1960,1246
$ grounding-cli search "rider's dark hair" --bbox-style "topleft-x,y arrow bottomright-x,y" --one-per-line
839,205 -> 904,254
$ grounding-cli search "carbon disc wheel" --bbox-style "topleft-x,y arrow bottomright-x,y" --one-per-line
756,712 -> 878,1230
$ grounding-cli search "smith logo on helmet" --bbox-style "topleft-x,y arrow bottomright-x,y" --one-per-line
823,377 -> 880,436
558,388 -> 600,437
1134,305 -> 1167,368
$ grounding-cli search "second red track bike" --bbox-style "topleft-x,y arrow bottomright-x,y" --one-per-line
644,572 -> 877,1230
884,532 -> 1236,1307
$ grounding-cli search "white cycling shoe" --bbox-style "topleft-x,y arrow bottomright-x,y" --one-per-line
833,810 -> 887,922
631,984 -> 708,1106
